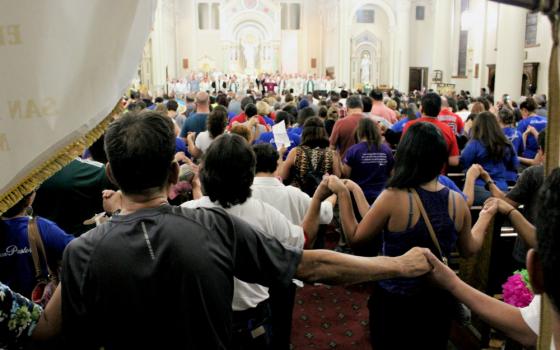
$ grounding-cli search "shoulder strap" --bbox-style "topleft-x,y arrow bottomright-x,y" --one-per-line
27,217 -> 54,279
410,189 -> 448,265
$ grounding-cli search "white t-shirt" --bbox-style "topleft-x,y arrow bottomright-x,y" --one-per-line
182,196 -> 304,311
194,131 -> 214,153
457,110 -> 470,122
520,295 -> 556,350
251,176 -> 333,226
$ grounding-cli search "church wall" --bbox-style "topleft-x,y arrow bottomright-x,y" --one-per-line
524,13 -> 552,95
409,0 -> 434,70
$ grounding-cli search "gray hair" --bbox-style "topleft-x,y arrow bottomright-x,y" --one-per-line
346,95 -> 364,110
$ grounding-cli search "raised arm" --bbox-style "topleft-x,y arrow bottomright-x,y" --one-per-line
488,198 -> 537,249
279,148 -> 297,181
344,179 -> 371,218
457,195 -> 497,257
295,247 -> 432,285
463,164 -> 481,207
300,178 -> 334,247
328,175 -> 389,247
186,132 -> 203,159
425,252 -> 536,347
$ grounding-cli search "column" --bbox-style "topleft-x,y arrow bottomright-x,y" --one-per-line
396,0 -> 411,92
337,0 -> 350,88
430,0 -> 454,83
494,4 -> 526,101
468,0 -> 488,95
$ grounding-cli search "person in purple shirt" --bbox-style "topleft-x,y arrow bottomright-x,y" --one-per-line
517,97 -> 547,159
255,111 -> 300,159
460,112 -> 519,205
342,118 -> 394,204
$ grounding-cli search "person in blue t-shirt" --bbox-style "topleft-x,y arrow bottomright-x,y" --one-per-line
179,92 -> 211,139
255,111 -> 300,159
342,118 -> 394,204
498,108 -> 524,156
460,112 -> 519,205
0,192 -> 73,298
517,97 -> 547,159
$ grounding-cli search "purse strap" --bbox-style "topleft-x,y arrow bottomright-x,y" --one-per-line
410,189 -> 448,265
27,217 -> 54,279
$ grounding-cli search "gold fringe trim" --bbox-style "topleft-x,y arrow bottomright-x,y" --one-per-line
0,100 -> 123,215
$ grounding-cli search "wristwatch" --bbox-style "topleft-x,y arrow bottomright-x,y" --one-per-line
484,180 -> 495,191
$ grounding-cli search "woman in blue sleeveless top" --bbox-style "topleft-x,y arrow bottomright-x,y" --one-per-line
331,122 -> 497,349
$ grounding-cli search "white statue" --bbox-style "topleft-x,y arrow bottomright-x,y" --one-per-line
360,52 -> 371,84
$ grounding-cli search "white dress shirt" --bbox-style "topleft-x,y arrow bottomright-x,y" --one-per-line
182,196 -> 304,311
251,177 -> 333,226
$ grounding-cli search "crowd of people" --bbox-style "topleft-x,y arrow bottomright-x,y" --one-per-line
162,72 -> 339,97
0,81 -> 558,350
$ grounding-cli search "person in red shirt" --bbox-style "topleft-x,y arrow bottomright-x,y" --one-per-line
437,96 -> 464,135
403,92 -> 460,168
329,95 -> 364,158
228,96 -> 268,130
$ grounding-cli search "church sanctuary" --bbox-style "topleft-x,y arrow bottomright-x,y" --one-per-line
1,1 -> 560,350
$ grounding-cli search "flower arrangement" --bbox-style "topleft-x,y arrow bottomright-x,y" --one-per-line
502,269 -> 534,307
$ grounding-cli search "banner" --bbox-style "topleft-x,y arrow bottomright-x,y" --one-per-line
0,0 -> 157,213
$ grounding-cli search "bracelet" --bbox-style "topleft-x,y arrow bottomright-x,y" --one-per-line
506,208 -> 517,218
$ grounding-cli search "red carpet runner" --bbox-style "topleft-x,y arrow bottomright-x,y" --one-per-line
291,283 -> 374,349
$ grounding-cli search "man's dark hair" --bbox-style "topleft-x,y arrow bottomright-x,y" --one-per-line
245,103 -> 258,118
253,143 -> 279,174
297,106 -> 316,126
447,97 -> 458,113
421,92 -> 442,117
275,111 -> 292,126
520,97 -> 538,112
536,167 -> 560,311
166,100 -> 178,112
241,96 -> 254,111
457,99 -> 468,111
369,90 -> 383,101
155,97 -> 164,104
387,122 -> 448,189
283,104 -> 298,119
346,95 -> 364,110
318,106 -> 328,119
340,90 -> 349,99
498,108 -> 515,125
330,91 -> 340,103
207,105 -> 228,138
104,111 -> 175,194
89,134 -> 108,164
200,134 -> 255,208
361,96 -> 373,113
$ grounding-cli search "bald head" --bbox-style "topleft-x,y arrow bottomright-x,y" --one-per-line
440,96 -> 449,108
195,91 -> 210,113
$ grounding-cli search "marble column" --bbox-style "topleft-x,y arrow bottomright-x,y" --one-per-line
337,0 -> 350,88
430,0 -> 454,83
494,4 -> 526,101
396,0 -> 411,92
